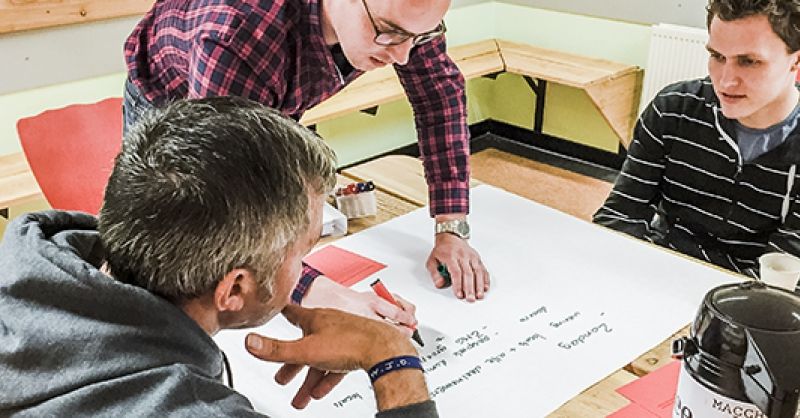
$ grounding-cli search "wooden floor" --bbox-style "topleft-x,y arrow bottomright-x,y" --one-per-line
470,148 -> 613,221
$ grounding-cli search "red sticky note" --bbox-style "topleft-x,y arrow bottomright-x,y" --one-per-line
616,361 -> 681,418
607,402 -> 660,418
303,245 -> 386,287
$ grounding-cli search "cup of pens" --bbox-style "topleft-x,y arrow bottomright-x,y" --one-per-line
335,180 -> 378,219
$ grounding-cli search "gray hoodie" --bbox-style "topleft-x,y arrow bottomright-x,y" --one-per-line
0,211 -> 258,417
0,211 -> 436,418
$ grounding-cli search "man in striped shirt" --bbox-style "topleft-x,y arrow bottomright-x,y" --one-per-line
594,0 -> 800,280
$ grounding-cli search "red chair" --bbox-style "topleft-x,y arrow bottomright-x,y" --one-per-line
17,98 -> 123,215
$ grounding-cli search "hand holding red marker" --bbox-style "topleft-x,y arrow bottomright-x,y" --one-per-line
370,279 -> 425,347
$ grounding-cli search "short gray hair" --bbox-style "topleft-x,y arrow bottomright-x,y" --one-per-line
99,97 -> 337,301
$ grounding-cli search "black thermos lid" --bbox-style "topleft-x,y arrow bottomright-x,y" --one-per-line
693,281 -> 800,416
712,281 -> 800,331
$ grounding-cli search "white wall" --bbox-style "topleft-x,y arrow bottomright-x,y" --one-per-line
0,0 -> 486,95
0,17 -> 139,95
0,0 -> 710,95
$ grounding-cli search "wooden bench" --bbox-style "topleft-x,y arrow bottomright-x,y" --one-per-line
300,39 -> 504,126
302,39 -> 643,148
497,40 -> 642,148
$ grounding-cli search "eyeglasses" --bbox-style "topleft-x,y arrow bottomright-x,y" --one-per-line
360,0 -> 446,46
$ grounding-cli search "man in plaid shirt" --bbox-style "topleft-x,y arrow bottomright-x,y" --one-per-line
123,0 -> 489,318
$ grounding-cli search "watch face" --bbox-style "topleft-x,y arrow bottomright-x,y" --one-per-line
457,221 -> 470,236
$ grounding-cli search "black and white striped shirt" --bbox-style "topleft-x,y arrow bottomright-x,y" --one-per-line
594,78 -> 800,277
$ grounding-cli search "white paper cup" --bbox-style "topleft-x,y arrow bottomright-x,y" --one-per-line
759,252 -> 800,291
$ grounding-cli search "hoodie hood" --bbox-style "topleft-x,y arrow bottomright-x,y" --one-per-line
0,211 -> 223,411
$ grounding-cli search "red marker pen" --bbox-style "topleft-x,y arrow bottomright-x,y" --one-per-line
370,279 -> 425,347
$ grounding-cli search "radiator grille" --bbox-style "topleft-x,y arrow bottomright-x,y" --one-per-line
641,24 -> 709,112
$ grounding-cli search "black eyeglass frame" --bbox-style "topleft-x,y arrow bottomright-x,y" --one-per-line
360,0 -> 447,46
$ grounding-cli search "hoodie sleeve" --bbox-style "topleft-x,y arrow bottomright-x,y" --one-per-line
376,400 -> 439,418
189,368 -> 439,418
143,366 -> 268,417
593,98 -> 668,240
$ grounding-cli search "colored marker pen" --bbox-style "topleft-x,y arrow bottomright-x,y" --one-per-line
437,263 -> 452,287
370,279 -> 425,347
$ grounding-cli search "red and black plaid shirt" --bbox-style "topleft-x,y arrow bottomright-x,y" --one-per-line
125,0 -> 470,216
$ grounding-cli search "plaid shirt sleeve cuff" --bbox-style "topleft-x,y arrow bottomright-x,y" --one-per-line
428,178 -> 470,217
291,263 -> 322,305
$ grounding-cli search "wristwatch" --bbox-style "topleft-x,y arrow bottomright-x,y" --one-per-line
435,219 -> 471,240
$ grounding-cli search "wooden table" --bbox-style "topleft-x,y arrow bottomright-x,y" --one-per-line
337,153 -> 685,416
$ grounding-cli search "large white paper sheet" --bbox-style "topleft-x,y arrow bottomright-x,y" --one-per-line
215,185 -> 740,417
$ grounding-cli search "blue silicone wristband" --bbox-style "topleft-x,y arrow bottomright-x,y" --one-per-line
367,355 -> 423,384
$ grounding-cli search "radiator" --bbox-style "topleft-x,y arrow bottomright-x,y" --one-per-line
640,23 -> 709,113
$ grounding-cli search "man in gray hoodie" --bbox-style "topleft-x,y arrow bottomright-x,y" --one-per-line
0,97 -> 437,417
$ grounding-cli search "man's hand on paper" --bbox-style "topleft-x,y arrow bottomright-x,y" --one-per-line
301,275 -> 418,337
245,305 -> 426,410
426,232 -> 490,302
